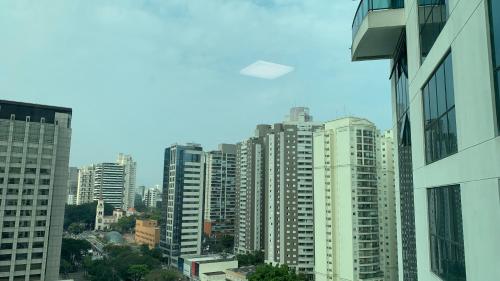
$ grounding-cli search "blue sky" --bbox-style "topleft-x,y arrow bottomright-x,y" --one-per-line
0,0 -> 391,187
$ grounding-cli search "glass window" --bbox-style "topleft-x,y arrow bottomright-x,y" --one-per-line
488,0 -> 500,129
423,52 -> 457,164
427,185 -> 466,281
418,0 -> 449,61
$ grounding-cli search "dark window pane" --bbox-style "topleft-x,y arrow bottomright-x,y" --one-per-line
423,86 -> 431,125
491,0 -> 500,67
447,108 -> 457,153
436,64 -> 447,116
429,75 -> 438,121
444,54 -> 455,107
439,116 -> 448,156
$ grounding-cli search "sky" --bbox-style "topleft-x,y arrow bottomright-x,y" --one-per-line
0,0 -> 392,187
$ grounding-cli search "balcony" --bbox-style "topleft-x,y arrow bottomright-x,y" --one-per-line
351,0 -> 405,61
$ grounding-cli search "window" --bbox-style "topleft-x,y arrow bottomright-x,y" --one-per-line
428,185 -> 466,281
489,0 -> 500,129
423,52 -> 457,163
418,0 -> 449,61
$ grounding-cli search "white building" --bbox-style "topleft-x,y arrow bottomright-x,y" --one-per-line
144,185 -> 160,208
160,144 -> 205,267
117,153 -> 137,210
93,163 -> 125,209
76,165 -> 95,205
313,118 -> 397,281
0,100 -> 72,281
351,0 -> 500,280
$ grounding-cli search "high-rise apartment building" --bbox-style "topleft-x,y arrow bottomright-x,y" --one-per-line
93,163 -> 125,209
203,144 -> 237,238
234,125 -> 269,254
264,107 -> 320,278
0,100 -> 72,281
66,167 -> 78,205
313,118 -> 397,281
351,0 -> 500,279
76,165 -> 95,205
117,153 -> 136,210
144,186 -> 160,208
160,144 -> 204,267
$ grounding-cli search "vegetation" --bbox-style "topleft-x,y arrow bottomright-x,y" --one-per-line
248,264 -> 307,281
144,269 -> 184,281
67,222 -> 85,234
64,202 -> 114,230
111,215 -> 137,233
237,251 -> 265,266
84,245 -> 162,281
59,238 -> 92,276
204,234 -> 234,254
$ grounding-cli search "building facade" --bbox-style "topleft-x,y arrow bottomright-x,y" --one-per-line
313,118 -> 397,281
117,153 -> 136,210
160,144 -> 205,267
0,100 -> 72,281
93,163 -> 125,209
135,219 -> 160,249
66,167 -> 78,205
203,144 -> 237,238
76,165 -> 95,205
234,125 -> 269,254
351,0 -> 500,280
264,107 -> 320,278
144,186 -> 160,208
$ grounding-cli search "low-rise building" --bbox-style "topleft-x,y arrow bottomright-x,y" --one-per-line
135,219 -> 160,249
224,266 -> 256,281
200,271 -> 226,281
180,255 -> 238,281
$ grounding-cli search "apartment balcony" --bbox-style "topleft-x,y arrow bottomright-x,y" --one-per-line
351,0 -> 405,61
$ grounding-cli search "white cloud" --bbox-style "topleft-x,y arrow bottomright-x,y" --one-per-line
240,60 -> 294,80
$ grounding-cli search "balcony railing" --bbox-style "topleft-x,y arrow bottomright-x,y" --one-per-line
352,0 -> 405,39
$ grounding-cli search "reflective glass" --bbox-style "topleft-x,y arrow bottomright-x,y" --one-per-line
436,65 -> 447,116
447,108 -> 457,153
444,55 -> 455,107
428,76 -> 438,120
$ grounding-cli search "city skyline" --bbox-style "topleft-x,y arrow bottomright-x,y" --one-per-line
0,0 -> 392,187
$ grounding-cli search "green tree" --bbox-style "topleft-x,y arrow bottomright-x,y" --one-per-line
64,202 -> 114,230
60,238 -> 92,273
248,264 -> 306,281
111,215 -> 136,233
68,222 -> 85,234
144,269 -> 184,281
237,251 -> 264,266
128,264 -> 150,281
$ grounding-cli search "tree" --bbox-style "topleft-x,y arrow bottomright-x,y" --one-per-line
128,264 -> 150,281
144,269 -> 184,281
60,238 -> 92,273
237,251 -> 264,266
248,264 -> 307,281
64,202 -> 114,230
111,215 -> 136,234
68,222 -> 85,234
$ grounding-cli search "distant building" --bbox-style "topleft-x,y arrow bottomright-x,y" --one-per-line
144,185 -> 160,208
94,198 -> 125,231
93,163 -> 125,208
313,118 -> 397,281
234,125 -> 269,254
117,153 -> 137,210
0,99 -> 72,281
136,185 -> 146,200
225,266 -> 256,281
135,219 -> 160,249
264,107 -> 320,278
180,255 -> 238,281
160,144 -> 205,267
203,144 -> 237,238
67,167 -> 78,205
76,165 -> 95,205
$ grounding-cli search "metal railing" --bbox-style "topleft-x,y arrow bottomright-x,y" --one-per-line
352,0 -> 405,39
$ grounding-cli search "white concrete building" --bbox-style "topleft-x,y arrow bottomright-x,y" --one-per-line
351,0 -> 500,280
144,185 -> 160,208
313,118 -> 397,281
93,163 -> 125,209
0,100 -> 72,281
117,153 -> 136,210
76,165 -> 95,205
160,144 -> 204,267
